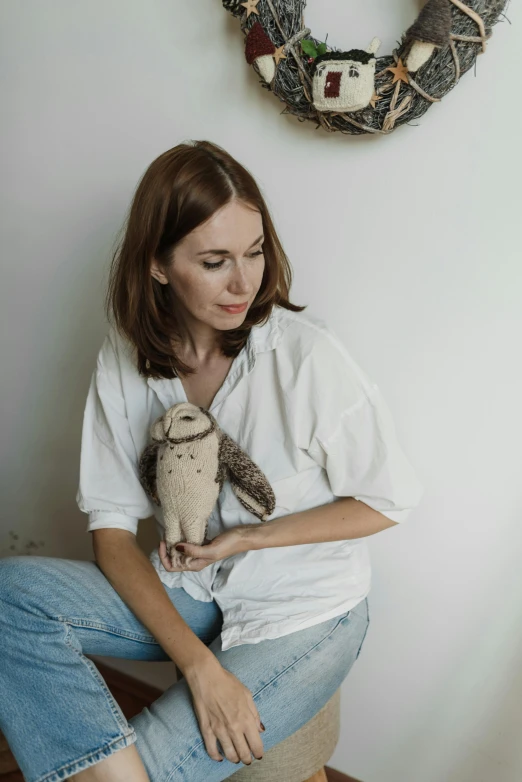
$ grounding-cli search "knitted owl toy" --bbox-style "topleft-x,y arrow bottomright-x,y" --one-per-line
139,402 -> 276,565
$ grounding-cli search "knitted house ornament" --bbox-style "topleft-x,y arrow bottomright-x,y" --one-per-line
312,38 -> 381,113
221,0 -> 508,136
404,0 -> 453,72
245,21 -> 277,83
139,402 -> 275,567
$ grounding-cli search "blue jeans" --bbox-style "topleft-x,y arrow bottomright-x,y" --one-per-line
0,555 -> 370,782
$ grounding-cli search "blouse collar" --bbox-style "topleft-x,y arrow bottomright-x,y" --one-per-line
146,305 -> 284,413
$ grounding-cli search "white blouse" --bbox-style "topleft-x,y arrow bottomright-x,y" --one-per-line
77,305 -> 424,651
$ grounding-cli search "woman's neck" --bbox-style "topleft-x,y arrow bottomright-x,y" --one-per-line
174,314 -> 222,367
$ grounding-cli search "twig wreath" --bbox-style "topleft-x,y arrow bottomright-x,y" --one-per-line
222,0 -> 509,135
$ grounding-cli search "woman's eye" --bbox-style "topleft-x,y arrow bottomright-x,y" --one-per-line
203,250 -> 263,270
203,260 -> 226,270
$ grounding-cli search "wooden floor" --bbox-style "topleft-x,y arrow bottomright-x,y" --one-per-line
0,757 -> 360,782
0,660 -> 362,782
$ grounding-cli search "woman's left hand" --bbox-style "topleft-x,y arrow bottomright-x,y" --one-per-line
158,527 -> 248,572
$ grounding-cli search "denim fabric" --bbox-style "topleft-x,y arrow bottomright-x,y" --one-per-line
0,555 -> 370,782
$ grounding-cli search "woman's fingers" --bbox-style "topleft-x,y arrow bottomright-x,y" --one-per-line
230,724 -> 264,765
213,730 -> 240,764
158,546 -> 169,570
158,540 -> 175,570
245,702 -> 265,760
244,723 -> 265,762
248,700 -> 265,734
232,733 -> 254,766
161,539 -> 215,571
216,717 -> 264,766
158,541 -> 207,572
204,719 -> 263,766
162,546 -> 183,571
202,725 -> 263,767
200,728 -> 225,763
216,728 -> 251,765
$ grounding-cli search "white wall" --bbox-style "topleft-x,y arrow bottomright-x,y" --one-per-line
1,2 -> 520,780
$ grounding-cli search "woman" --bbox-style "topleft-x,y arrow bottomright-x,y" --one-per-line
0,140 -> 424,782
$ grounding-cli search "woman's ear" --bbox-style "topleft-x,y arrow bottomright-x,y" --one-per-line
150,258 -> 169,285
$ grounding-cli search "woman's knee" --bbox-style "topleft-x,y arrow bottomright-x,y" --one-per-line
0,555 -> 62,613
0,556 -> 34,603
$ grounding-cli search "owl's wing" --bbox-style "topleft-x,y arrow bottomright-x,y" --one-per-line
139,442 -> 161,506
218,432 -> 275,521
216,454 -> 228,494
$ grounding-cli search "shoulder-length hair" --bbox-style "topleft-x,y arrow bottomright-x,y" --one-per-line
106,139 -> 306,379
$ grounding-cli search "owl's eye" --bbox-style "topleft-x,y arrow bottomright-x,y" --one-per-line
349,66 -> 359,77
180,415 -> 195,421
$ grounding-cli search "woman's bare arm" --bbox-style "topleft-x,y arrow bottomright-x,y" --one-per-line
238,496 -> 399,551
92,529 -> 265,764
92,529 -> 214,677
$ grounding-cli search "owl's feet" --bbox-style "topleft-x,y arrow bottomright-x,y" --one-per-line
165,542 -> 195,569
165,543 -> 182,568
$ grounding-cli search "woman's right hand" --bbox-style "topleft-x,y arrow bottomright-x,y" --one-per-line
184,655 -> 265,765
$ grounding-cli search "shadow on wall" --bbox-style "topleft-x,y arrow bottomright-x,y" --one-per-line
0,517 -> 160,561
0,531 -> 46,558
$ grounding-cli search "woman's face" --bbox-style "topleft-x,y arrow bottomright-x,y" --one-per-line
151,199 -> 265,333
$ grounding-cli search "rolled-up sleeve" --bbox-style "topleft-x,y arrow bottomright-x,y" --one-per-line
290,324 -> 425,524
76,335 -> 155,535
308,384 -> 425,523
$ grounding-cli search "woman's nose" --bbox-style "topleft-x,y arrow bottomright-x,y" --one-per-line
228,267 -> 250,294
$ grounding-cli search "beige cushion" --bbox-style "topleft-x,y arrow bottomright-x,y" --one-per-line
228,688 -> 340,781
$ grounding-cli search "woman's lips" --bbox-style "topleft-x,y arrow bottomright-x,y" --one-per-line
218,302 -> 248,314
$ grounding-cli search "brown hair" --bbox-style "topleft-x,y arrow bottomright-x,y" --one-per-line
106,139 -> 306,379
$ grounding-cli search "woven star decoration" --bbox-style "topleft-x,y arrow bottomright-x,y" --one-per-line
274,44 -> 287,65
386,59 -> 410,85
240,0 -> 260,17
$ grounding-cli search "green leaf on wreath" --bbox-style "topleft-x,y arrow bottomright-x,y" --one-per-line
317,42 -> 327,55
301,39 -> 318,57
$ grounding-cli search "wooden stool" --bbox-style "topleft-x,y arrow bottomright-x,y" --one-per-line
175,664 -> 339,782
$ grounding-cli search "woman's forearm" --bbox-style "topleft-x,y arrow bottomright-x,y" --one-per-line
239,497 -> 398,551
94,535 -> 215,677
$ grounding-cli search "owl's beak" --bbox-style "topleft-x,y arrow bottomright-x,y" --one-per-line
166,411 -> 196,437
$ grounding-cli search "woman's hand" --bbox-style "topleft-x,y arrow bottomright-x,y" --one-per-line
158,527 -> 249,572
185,655 -> 265,765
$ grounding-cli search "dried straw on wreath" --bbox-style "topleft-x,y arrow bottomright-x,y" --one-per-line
222,0 -> 510,135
